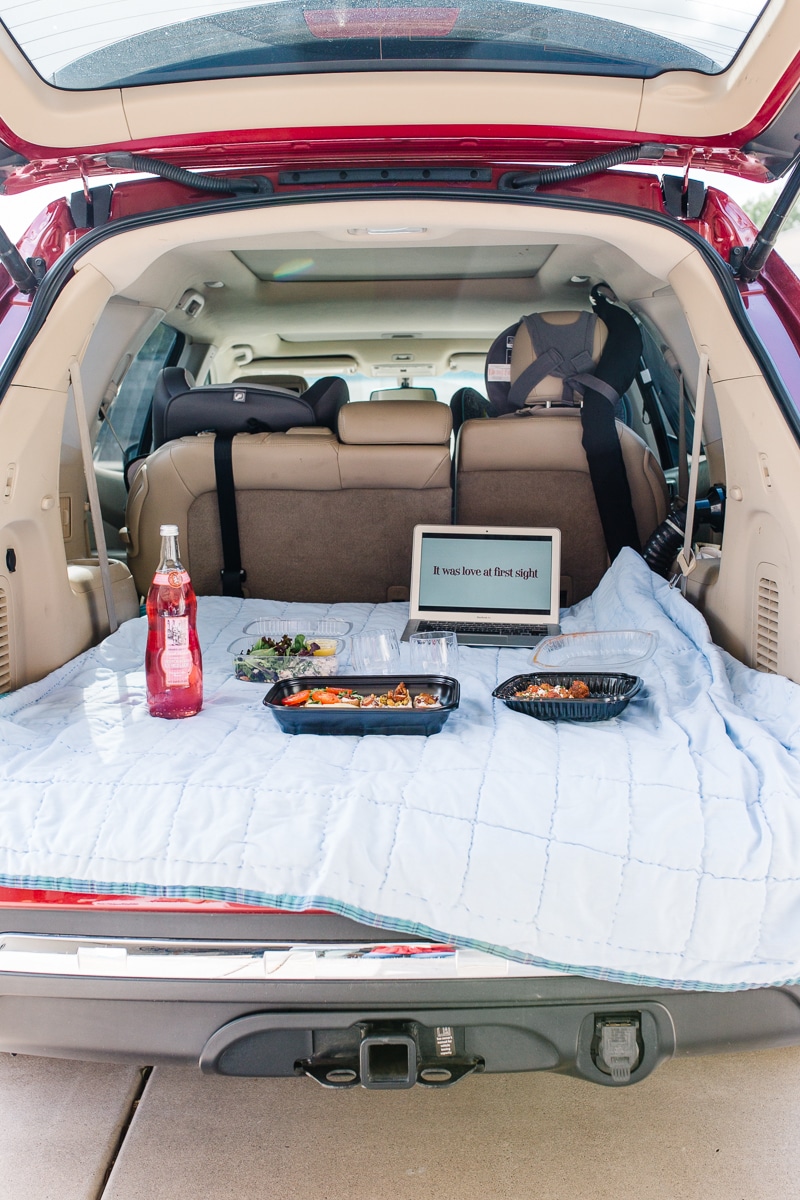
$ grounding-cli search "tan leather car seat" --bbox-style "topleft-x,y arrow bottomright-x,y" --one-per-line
124,401 -> 452,603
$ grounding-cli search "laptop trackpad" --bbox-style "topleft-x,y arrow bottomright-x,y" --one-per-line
461,634 -> 509,645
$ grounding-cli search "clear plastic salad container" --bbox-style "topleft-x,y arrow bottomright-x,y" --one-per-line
230,621 -> 350,683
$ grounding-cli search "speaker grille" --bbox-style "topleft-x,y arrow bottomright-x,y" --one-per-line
0,585 -> 10,693
756,576 -> 779,673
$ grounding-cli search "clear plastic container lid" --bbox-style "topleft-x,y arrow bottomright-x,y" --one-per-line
531,630 -> 657,671
243,618 -> 351,639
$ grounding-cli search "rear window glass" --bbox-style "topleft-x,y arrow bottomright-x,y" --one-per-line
0,1 -> 769,90
93,323 -> 179,467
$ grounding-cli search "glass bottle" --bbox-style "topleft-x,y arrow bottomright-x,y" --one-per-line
145,524 -> 203,718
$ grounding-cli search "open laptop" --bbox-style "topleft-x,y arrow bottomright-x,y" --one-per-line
401,525 -> 562,647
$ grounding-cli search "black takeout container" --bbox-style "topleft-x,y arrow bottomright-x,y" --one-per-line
492,672 -> 642,721
263,675 -> 460,735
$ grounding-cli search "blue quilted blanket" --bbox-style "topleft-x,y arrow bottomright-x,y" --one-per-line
2,548 -> 800,991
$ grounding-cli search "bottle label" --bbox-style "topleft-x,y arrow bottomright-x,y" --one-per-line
152,570 -> 191,588
161,616 -> 192,686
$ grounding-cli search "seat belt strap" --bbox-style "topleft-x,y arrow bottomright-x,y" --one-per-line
212,433 -> 246,598
579,389 -> 640,560
675,349 -> 709,584
677,369 -> 689,502
570,373 -> 620,405
578,290 -> 644,560
69,360 -> 118,633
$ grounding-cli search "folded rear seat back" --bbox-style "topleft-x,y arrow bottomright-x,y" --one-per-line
455,411 -> 667,604
124,400 -> 452,604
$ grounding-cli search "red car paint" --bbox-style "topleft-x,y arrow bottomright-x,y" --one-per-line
0,130 -> 785,196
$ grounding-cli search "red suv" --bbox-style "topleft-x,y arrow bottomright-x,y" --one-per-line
1,1 -> 800,1090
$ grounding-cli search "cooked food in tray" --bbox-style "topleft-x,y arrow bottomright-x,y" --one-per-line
514,679 -> 591,701
281,682 -> 442,709
493,671 -> 642,722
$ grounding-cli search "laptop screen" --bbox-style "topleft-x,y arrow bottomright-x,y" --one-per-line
413,527 -> 560,619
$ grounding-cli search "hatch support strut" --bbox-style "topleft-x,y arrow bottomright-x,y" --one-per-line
0,223 -> 44,294
733,154 -> 800,282
498,143 -> 666,192
104,153 -> 272,196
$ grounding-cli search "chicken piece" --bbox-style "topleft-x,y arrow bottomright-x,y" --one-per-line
568,680 -> 591,699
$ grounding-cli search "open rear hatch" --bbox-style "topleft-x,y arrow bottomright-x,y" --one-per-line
0,1 -> 799,194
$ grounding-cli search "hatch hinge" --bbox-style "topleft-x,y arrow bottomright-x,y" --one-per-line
0,141 -> 28,187
661,174 -> 706,221
733,150 -> 800,282
0,223 -> 45,294
69,184 -> 114,230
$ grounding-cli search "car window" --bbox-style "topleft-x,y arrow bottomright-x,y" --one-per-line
1,1 -> 767,89
637,321 -> 695,471
93,323 -> 180,468
309,370 -> 484,406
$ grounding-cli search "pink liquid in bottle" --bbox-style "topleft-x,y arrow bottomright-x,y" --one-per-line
145,524 -> 203,718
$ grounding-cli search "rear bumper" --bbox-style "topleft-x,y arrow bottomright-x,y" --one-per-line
2,909 -> 800,1087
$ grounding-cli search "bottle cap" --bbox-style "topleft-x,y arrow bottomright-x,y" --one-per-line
159,524 -> 179,536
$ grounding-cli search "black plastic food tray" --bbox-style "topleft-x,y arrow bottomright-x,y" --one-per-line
263,675 -> 460,735
492,672 -> 642,722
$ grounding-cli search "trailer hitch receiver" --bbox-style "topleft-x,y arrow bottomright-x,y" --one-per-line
296,1020 -> 483,1090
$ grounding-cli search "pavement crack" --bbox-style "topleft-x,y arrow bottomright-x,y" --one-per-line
94,1065 -> 153,1197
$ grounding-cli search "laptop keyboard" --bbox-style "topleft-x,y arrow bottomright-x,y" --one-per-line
417,621 -> 549,637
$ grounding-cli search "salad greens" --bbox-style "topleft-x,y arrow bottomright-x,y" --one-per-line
233,633 -> 336,683
249,634 -> 322,658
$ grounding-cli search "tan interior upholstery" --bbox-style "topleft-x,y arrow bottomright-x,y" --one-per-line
338,399 -> 451,443
124,401 -> 452,603
368,387 -> 438,403
510,311 -> 608,405
455,410 -> 669,604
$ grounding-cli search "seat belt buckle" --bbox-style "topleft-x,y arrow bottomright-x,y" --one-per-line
220,567 -> 247,594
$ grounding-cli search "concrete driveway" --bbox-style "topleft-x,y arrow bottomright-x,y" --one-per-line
4,1047 -> 800,1199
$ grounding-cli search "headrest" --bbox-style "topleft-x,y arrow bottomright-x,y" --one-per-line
337,400 -> 452,445
369,387 -> 437,402
303,375 -> 350,432
483,289 -> 643,417
509,311 -> 607,405
232,373 -> 308,393
152,367 -> 195,448
157,383 -> 315,447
